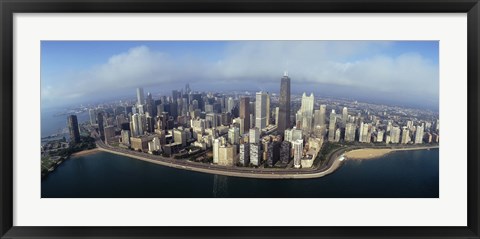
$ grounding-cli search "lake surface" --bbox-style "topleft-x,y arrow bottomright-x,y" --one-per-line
41,149 -> 439,198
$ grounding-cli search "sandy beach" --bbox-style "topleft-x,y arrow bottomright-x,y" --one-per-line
345,146 -> 439,160
71,148 -> 100,157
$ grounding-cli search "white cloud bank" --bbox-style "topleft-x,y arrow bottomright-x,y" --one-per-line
41,41 -> 438,108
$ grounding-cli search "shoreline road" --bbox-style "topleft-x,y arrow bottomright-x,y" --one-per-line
95,140 -> 346,179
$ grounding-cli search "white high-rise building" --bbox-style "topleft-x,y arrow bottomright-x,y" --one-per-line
415,125 -> 424,144
284,128 -> 303,143
138,113 -> 145,135
266,93 -> 271,126
131,113 -> 141,137
387,121 -> 393,133
377,130 -> 385,142
227,97 -> 235,113
228,127 -> 240,145
218,144 -> 236,166
249,128 -> 260,144
213,138 -> 220,164
401,127 -> 410,144
328,110 -> 337,142
334,128 -> 341,142
391,126 -> 401,143
345,123 -> 356,142
136,87 -> 145,106
255,91 -> 268,131
361,123 -> 370,143
137,104 -> 145,115
359,122 -> 364,142
300,93 -> 314,134
293,139 -> 303,169
342,107 -> 348,126
148,137 -> 161,153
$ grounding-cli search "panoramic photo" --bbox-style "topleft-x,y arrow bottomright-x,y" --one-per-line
40,41 -> 439,198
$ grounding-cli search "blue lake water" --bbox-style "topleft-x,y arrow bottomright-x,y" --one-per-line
41,149 -> 439,198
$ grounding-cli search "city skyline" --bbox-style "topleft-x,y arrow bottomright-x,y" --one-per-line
42,69 -> 439,198
41,41 -> 439,110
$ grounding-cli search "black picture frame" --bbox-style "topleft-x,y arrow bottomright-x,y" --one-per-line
1,0 -> 479,238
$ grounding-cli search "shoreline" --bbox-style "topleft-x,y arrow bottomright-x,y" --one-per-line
96,144 -> 344,179
345,146 -> 439,160
71,148 -> 100,157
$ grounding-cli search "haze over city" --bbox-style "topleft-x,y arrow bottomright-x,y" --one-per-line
41,41 -> 439,110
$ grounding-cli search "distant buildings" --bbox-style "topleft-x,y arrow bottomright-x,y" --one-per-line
88,109 -> 96,125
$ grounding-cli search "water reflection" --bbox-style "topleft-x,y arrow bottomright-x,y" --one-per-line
212,175 -> 229,197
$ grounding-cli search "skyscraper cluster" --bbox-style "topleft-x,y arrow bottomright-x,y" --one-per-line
77,71 -> 438,170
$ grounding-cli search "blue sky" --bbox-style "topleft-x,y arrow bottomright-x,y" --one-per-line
41,41 -> 439,109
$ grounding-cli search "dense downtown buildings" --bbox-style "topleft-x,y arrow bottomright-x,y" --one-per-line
49,71 -> 439,172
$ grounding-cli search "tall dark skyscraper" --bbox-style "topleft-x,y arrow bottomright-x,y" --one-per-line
172,90 -> 180,103
67,115 -> 80,144
278,72 -> 291,134
185,83 -> 191,94
97,112 -> 105,140
239,97 -> 250,134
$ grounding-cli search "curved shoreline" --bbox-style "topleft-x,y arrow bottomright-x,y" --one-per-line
71,148 -> 100,157
345,146 -> 439,160
94,141 -> 437,179
96,142 -> 345,179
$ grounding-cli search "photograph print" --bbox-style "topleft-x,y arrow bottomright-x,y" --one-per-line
40,40 -> 439,198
